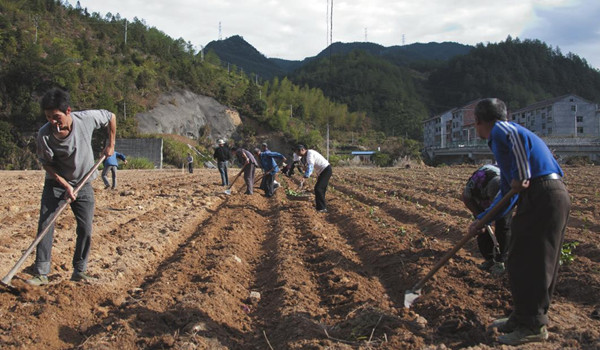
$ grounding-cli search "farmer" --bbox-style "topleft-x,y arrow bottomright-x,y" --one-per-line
230,146 -> 259,195
294,145 -> 331,213
254,147 -> 286,198
468,98 -> 570,345
186,153 -> 194,173
213,139 -> 231,186
462,164 -> 512,275
28,88 -> 116,286
282,151 -> 306,178
101,150 -> 127,190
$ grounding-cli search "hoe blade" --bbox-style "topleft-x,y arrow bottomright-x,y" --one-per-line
404,288 -> 422,308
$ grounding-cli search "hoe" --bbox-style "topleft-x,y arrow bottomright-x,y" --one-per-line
224,164 -> 248,195
404,188 -> 517,308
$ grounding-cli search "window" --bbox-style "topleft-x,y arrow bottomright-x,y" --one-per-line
577,127 -> 584,134
571,105 -> 577,112
548,128 -> 552,135
577,116 -> 583,123
542,123 -> 546,129
548,116 -> 553,122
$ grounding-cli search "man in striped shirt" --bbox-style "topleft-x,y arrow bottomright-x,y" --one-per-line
468,98 -> 570,346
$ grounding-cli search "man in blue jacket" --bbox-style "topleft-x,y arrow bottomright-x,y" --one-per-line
468,98 -> 570,346
254,147 -> 286,198
102,151 -> 127,189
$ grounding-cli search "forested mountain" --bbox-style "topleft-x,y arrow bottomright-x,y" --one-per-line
208,37 -> 473,77
204,35 -> 285,80
427,37 -> 600,112
208,34 -> 600,139
290,50 -> 428,140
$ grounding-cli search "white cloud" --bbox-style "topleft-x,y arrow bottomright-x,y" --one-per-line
76,0 -> 598,68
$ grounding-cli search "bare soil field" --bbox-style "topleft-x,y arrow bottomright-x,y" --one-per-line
0,165 -> 598,349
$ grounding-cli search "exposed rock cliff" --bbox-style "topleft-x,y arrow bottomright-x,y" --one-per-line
135,90 -> 241,141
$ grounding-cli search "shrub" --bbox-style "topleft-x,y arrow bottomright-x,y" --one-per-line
373,152 -> 392,167
122,157 -> 155,169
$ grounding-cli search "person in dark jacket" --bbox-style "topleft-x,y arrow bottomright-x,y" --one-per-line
213,139 -> 231,186
102,151 -> 127,190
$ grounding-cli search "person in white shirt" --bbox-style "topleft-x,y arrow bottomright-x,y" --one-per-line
294,144 -> 332,213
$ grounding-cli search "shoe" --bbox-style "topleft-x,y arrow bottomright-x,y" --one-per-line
478,259 -> 494,271
104,185 -> 110,189
26,275 -> 49,286
317,209 -> 328,213
498,325 -> 548,345
490,317 -> 517,333
490,262 -> 506,275
71,271 -> 95,282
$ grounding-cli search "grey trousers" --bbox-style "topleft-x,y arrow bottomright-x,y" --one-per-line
34,180 -> 95,276
243,164 -> 256,194
101,165 -> 117,188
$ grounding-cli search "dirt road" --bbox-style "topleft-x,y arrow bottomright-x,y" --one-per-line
0,166 -> 598,349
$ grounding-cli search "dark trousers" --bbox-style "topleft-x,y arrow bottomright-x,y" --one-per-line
188,163 -> 193,173
35,180 -> 95,275
507,178 -> 570,328
314,165 -> 332,210
477,208 -> 513,262
243,164 -> 255,194
218,161 -> 229,186
263,173 -> 275,197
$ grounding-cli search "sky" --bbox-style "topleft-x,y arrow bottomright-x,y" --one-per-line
75,0 -> 600,70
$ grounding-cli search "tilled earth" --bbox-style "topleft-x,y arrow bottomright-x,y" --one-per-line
0,165 -> 598,349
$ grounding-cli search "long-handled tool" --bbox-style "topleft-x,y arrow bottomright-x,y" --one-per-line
224,164 -> 248,195
404,188 -> 517,308
1,155 -> 106,287
485,224 -> 502,262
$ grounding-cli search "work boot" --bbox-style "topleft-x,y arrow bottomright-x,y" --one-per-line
71,271 -> 96,282
478,259 -> 494,271
490,317 -> 518,333
498,325 -> 548,345
490,262 -> 506,275
26,275 -> 49,286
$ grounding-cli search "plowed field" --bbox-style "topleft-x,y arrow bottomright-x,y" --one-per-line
0,166 -> 599,349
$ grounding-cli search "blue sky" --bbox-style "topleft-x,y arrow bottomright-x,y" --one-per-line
75,0 -> 599,69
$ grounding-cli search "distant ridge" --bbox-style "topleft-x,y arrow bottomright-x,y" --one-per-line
205,36 -> 474,80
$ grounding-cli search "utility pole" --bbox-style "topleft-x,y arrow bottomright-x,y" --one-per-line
290,104 -> 293,118
124,19 -> 127,45
326,123 -> 330,160
219,21 -> 222,40
33,16 -> 40,44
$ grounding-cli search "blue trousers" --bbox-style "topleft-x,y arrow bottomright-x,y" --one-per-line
218,161 -> 229,186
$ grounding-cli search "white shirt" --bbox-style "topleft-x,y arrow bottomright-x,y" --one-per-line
305,149 -> 329,176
